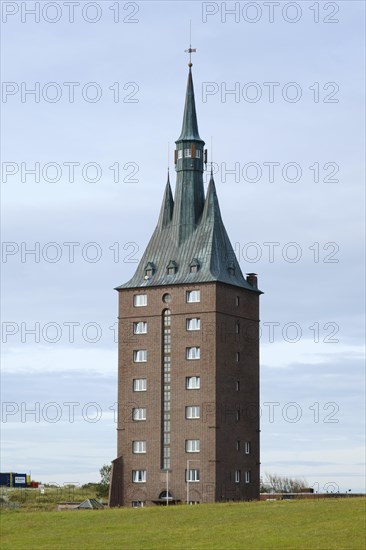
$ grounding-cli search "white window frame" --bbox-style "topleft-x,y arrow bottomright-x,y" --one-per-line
133,322 -> 147,334
133,350 -> 147,363
133,440 -> 146,454
195,149 -> 201,159
184,148 -> 192,158
132,501 -> 145,507
235,470 -> 241,483
186,376 -> 200,390
185,439 -> 200,453
133,294 -> 147,307
245,471 -> 251,484
245,441 -> 251,454
132,470 -> 147,483
133,378 -> 147,392
186,347 -> 200,360
186,290 -> 200,303
186,469 -> 200,482
186,318 -> 201,331
132,408 -> 146,421
186,406 -> 200,419
177,150 -> 183,159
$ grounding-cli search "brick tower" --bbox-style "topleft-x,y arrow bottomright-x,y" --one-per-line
109,61 -> 261,507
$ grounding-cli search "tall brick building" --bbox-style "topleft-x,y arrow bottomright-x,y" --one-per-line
109,62 -> 261,507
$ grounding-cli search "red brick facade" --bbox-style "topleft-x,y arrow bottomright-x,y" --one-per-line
111,281 -> 260,506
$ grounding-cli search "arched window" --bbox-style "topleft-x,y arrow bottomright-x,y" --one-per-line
159,491 -> 173,501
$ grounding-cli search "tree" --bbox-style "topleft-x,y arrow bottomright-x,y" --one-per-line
96,464 -> 112,498
260,473 -> 308,493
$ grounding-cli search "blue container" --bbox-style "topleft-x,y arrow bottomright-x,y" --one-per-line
0,473 -> 11,487
13,473 -> 27,488
0,473 -> 27,488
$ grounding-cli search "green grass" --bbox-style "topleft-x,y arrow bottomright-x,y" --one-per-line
1,498 -> 365,549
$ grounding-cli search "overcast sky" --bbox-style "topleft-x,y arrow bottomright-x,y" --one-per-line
1,0 -> 365,493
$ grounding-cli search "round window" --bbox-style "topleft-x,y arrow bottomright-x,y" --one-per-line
162,293 -> 172,303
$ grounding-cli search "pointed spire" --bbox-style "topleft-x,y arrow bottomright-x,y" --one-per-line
158,172 -> 174,228
177,68 -> 202,142
203,173 -> 222,223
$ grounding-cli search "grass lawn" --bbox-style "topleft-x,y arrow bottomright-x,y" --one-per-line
1,498 -> 365,549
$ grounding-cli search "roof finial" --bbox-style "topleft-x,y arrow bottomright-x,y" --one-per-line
210,136 -> 214,179
185,20 -> 196,67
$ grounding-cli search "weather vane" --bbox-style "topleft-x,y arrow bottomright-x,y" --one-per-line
185,20 -> 196,67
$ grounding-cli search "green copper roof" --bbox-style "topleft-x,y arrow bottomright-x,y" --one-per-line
117,68 -> 259,293
158,172 -> 174,229
176,68 -> 203,143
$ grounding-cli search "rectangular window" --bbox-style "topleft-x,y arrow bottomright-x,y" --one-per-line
236,296 -> 240,307
245,471 -> 251,484
186,290 -> 200,303
132,408 -> 146,421
132,501 -> 145,507
236,352 -> 240,363
235,470 -> 241,483
245,441 -> 251,454
133,322 -> 147,334
133,441 -> 146,454
236,440 -> 240,451
186,406 -> 200,419
133,294 -> 147,307
178,150 -> 183,159
184,148 -> 192,158
186,318 -> 201,331
236,323 -> 240,334
133,350 -> 147,362
195,149 -> 201,158
186,469 -> 200,482
236,381 -> 240,392
186,439 -> 200,453
186,347 -> 200,360
186,376 -> 200,390
133,378 -> 147,392
132,470 -> 146,483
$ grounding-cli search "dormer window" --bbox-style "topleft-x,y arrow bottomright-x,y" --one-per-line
184,149 -> 192,158
144,262 -> 156,278
167,260 -> 178,275
189,258 -> 200,273
228,262 -> 236,276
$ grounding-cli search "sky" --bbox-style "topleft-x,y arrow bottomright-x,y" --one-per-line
1,0 -> 365,493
